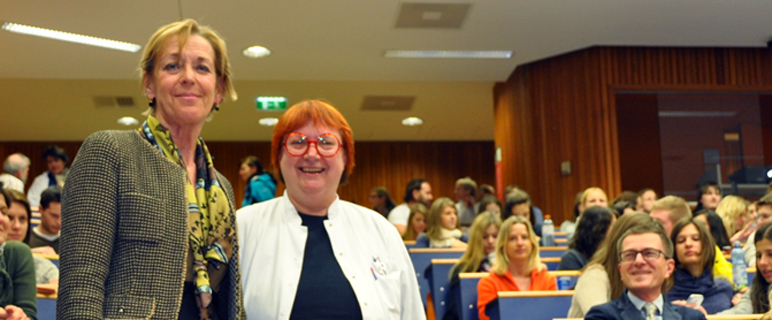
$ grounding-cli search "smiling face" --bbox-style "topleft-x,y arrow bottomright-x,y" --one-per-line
483,224 -> 499,255
506,223 -> 532,263
440,205 -> 458,230
618,233 -> 674,299
675,223 -> 703,267
700,187 -> 721,210
757,238 -> 772,283
144,35 -> 222,129
7,201 -> 28,241
279,121 -> 346,208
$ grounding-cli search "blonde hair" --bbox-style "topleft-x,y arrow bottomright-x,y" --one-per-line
402,203 -> 428,241
650,195 -> 692,224
425,197 -> 458,242
492,216 -> 542,275
450,212 -> 502,278
140,19 -> 237,117
715,195 -> 749,236
580,187 -> 608,213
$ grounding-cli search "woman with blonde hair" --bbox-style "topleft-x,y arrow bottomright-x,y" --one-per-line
415,197 -> 468,248
476,216 -> 556,320
715,195 -> 752,243
402,203 -> 428,241
560,187 -> 608,239
567,212 -> 663,317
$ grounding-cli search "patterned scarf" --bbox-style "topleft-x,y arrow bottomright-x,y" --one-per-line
139,115 -> 234,318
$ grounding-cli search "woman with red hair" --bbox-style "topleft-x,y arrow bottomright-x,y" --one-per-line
238,100 -> 424,319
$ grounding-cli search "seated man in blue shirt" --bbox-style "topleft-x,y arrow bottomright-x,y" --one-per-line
585,222 -> 706,320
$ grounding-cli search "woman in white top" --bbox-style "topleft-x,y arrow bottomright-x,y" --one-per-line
237,100 -> 424,320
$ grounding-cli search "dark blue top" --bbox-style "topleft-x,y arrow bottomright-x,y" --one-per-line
667,267 -> 733,314
586,290 -> 707,320
290,212 -> 362,320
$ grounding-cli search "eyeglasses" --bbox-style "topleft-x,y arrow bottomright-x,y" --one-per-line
619,248 -> 668,262
282,132 -> 342,158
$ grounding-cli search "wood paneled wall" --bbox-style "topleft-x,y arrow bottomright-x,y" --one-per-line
494,46 -> 772,224
0,140 -> 494,208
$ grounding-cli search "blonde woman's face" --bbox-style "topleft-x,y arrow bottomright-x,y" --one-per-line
483,224 -> 499,255
584,191 -> 608,210
440,206 -> 458,230
506,223 -> 532,263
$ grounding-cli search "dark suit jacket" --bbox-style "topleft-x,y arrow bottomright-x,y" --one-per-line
585,290 -> 706,320
57,130 -> 245,319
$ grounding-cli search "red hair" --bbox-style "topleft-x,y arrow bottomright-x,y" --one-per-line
271,100 -> 355,183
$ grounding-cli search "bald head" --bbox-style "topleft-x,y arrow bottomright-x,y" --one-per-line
3,153 -> 31,183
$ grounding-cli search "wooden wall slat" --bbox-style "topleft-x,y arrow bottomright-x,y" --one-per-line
1,140 -> 494,209
494,46 -> 772,225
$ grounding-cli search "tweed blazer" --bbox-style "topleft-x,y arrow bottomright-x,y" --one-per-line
58,130 -> 245,320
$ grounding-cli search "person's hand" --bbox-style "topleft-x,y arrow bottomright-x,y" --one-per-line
730,222 -> 756,244
732,292 -> 744,306
671,300 -> 708,316
450,238 -> 468,249
30,246 -> 57,255
0,305 -> 30,320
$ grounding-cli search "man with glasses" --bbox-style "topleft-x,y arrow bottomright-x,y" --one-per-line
585,223 -> 706,320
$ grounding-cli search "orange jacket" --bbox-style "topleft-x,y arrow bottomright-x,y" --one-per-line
477,268 -> 557,320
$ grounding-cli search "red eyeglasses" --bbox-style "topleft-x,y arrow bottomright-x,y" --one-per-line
282,132 -> 342,158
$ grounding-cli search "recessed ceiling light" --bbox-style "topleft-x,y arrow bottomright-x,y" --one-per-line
259,117 -> 279,126
117,116 -> 139,126
385,50 -> 512,59
2,22 -> 141,52
402,117 -> 423,126
243,46 -> 271,58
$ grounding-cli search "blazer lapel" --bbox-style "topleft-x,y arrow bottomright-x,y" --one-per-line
617,294 -> 646,320
662,301 -> 684,320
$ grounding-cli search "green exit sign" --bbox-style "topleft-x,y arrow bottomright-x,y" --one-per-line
256,97 -> 287,110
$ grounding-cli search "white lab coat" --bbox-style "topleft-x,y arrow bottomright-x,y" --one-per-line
237,192 -> 425,320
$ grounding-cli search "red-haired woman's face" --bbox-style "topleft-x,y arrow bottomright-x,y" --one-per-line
280,121 -> 346,204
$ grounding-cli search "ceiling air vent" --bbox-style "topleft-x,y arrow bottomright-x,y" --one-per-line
395,3 -> 471,29
361,96 -> 415,111
93,96 -> 136,108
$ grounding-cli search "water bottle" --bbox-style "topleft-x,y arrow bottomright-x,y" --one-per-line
542,215 -> 555,247
732,241 -> 748,289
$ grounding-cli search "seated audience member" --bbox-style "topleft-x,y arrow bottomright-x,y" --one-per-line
749,202 -> 759,227
28,187 -> 61,254
368,186 -> 396,219
239,155 -> 277,207
445,212 -> 503,320
717,221 -> 772,316
401,203 -> 427,241
450,211 -> 503,278
744,194 -> 772,266
715,195 -> 752,243
561,187 -> 608,240
415,198 -> 468,248
0,153 -> 30,193
584,220 -> 706,320
612,200 -> 635,217
651,196 -> 733,284
503,190 -> 539,236
568,212 -> 657,317
508,187 -> 545,233
637,188 -> 658,213
388,178 -> 433,236
694,210 -> 733,250
5,189 -> 59,285
477,216 -> 556,320
0,188 -> 36,319
694,182 -> 722,213
478,195 -> 502,217
559,206 -> 616,270
27,145 -> 69,207
476,184 -> 495,203
668,218 -> 733,314
454,177 -> 479,225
